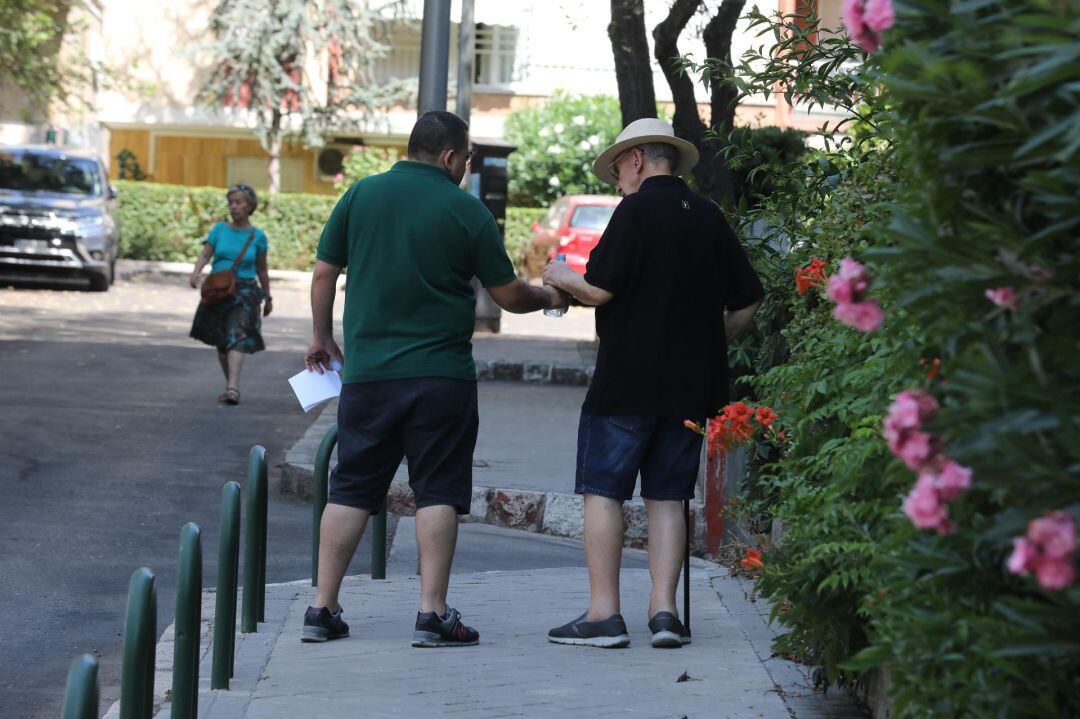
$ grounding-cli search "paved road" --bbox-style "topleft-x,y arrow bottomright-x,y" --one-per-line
0,274 -> 604,718
0,275 -> 380,718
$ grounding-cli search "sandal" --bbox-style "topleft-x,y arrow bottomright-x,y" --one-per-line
223,387 -> 240,405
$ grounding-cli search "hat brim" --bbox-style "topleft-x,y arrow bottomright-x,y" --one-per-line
592,134 -> 700,186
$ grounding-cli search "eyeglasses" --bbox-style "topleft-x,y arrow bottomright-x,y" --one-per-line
442,148 -> 473,163
607,148 -> 633,180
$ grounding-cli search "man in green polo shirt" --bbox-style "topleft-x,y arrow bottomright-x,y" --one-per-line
301,111 -> 568,648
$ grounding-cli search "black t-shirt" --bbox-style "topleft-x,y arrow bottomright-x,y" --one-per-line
582,175 -> 764,421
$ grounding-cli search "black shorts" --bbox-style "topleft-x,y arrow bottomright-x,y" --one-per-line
329,378 -> 479,515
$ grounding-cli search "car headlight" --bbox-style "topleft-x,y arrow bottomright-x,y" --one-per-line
73,216 -> 107,234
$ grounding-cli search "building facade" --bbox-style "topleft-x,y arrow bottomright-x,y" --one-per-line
2,0 -> 847,195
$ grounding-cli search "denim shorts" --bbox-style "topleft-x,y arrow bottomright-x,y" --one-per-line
575,412 -> 703,502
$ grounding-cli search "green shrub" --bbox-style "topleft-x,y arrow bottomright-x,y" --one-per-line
504,91 -> 623,207
691,1 -> 1080,714
334,144 -> 400,190
117,180 -> 543,275
116,181 -> 338,270
504,207 -> 546,277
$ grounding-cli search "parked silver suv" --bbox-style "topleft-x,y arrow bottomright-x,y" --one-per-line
0,146 -> 119,291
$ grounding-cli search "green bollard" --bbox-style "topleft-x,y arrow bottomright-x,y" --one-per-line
371,508 -> 387,580
120,567 -> 157,719
242,445 -> 268,633
61,654 -> 99,719
212,481 -> 241,690
172,523 -> 201,719
312,425 -> 338,587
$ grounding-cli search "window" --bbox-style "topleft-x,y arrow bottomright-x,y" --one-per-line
372,21 -> 422,84
474,24 -> 517,85
542,198 -> 570,230
226,157 -> 303,193
569,205 -> 616,231
0,150 -> 103,196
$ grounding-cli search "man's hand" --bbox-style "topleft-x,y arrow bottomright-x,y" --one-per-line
188,273 -> 200,289
263,299 -> 273,317
542,259 -> 576,291
543,284 -> 570,313
305,337 -> 343,374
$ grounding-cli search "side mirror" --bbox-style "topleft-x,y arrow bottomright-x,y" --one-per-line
108,184 -> 120,199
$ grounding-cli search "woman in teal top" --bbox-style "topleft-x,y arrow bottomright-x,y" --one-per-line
189,184 -> 272,404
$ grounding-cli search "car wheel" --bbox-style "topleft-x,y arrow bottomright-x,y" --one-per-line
88,270 -> 110,292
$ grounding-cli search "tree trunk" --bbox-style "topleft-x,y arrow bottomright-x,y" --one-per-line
653,0 -> 705,147
267,109 -> 282,194
703,0 -> 745,138
700,0 -> 746,207
608,0 -> 657,127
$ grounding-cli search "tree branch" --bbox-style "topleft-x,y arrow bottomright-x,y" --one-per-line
652,0 -> 705,145
702,0 -> 745,135
608,0 -> 658,126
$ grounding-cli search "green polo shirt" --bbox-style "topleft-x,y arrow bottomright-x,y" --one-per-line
316,160 -> 516,384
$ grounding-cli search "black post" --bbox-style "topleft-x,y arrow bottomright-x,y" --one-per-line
418,0 -> 452,114
455,0 -> 475,123
683,499 -> 691,636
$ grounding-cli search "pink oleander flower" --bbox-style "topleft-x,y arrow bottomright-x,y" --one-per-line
1008,537 -> 1037,574
895,430 -> 936,471
985,287 -> 1020,311
1034,557 -> 1076,591
863,0 -> 895,32
903,475 -> 951,534
1008,511 -> 1077,591
888,390 -> 939,431
833,299 -> 884,332
932,460 -> 972,502
842,0 -> 885,52
826,274 -> 855,304
1029,511 -> 1077,559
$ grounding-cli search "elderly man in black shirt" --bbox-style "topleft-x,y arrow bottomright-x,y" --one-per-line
542,118 -> 764,649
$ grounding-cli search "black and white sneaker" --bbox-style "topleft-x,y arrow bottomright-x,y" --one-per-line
412,606 -> 479,647
547,612 -> 630,648
301,605 -> 349,643
648,611 -> 691,648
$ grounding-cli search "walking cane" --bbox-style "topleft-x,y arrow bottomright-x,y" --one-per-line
683,499 -> 691,637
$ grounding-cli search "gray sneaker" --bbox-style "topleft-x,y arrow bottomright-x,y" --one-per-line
547,612 -> 630,648
301,605 -> 349,643
412,606 -> 479,648
648,611 -> 691,648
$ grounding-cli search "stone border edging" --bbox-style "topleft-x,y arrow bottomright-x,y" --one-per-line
279,406 -> 709,555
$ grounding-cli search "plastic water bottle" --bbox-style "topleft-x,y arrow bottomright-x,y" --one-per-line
543,254 -> 567,318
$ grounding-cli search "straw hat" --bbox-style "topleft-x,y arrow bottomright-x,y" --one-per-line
592,118 -> 699,186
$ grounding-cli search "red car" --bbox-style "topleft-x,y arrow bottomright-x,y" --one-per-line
526,194 -> 621,277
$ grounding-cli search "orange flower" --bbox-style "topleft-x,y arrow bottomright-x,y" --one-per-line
755,407 -> 778,427
727,402 -> 753,421
795,258 -> 828,295
740,548 -> 765,571
683,419 -> 702,433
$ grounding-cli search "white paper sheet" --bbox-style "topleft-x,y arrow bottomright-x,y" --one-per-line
288,367 -> 342,412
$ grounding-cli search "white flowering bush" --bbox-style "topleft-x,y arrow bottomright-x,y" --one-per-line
503,91 -> 622,207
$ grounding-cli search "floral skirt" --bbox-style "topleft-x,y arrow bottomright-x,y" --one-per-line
190,279 -> 266,354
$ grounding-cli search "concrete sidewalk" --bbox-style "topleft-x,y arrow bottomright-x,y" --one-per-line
142,553 -> 863,717
278,384 -> 711,554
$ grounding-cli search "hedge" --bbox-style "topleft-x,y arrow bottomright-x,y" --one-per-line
116,180 -> 546,274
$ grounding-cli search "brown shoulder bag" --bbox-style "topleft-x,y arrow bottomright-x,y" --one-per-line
200,228 -> 256,306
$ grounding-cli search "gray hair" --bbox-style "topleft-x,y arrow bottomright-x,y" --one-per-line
638,142 -> 678,170
227,183 -> 259,213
